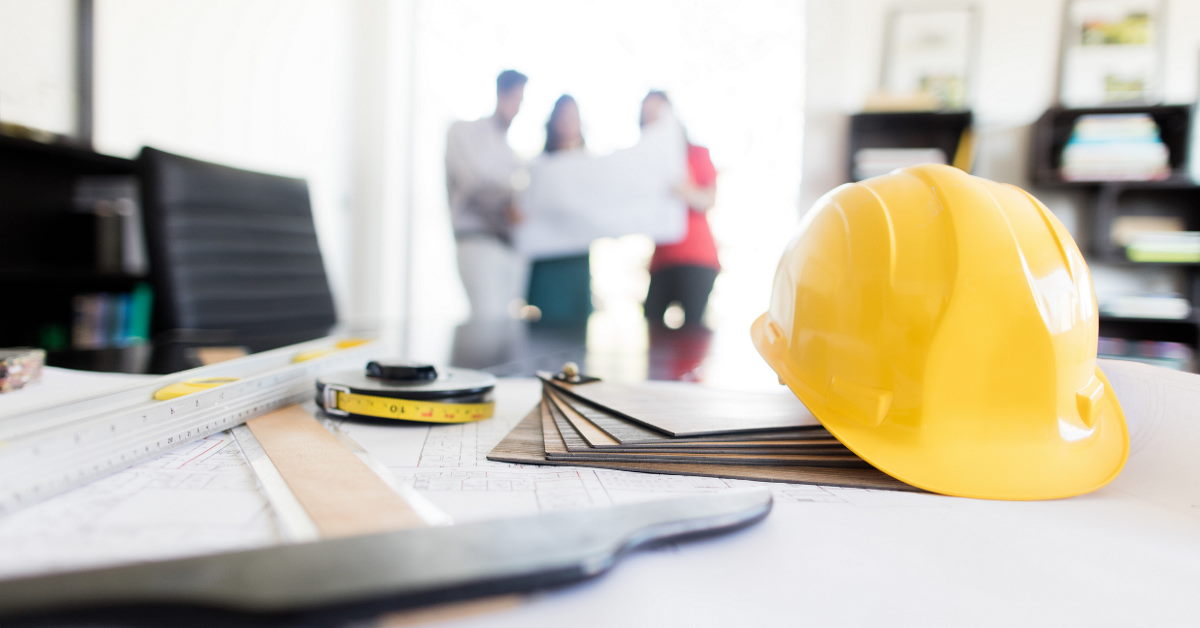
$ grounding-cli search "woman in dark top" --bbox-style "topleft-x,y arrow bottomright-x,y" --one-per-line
640,90 -> 719,328
525,94 -> 593,324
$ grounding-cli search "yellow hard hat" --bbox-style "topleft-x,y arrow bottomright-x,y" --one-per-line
751,164 -> 1127,500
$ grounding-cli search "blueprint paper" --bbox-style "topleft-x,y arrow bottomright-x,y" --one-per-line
514,116 -> 688,259
391,362 -> 1200,628
332,380 -> 878,522
2,362 -> 1198,627
0,433 -> 278,579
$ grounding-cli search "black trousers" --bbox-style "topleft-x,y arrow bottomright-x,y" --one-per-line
644,265 -> 718,327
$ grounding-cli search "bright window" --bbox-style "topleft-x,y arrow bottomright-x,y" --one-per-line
411,0 -> 805,352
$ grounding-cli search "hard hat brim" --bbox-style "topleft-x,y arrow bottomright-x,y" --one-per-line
751,313 -> 1129,500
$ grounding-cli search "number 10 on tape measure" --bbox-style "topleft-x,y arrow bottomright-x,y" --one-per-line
317,361 -> 496,424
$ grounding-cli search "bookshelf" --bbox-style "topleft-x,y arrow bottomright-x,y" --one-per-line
1031,105 -> 1192,187
0,134 -> 152,361
1030,105 -> 1200,371
846,111 -> 974,181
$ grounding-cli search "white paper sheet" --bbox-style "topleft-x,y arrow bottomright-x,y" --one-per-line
0,369 -> 313,577
0,367 -> 157,419
514,116 -> 688,259
2,360 -> 1198,626
333,380 -> 888,524
0,433 -> 279,579
344,362 -> 1200,628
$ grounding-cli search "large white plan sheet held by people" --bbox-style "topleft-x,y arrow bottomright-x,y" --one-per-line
514,115 -> 688,260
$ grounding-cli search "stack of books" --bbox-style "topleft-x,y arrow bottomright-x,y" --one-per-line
1060,113 -> 1170,181
70,284 -> 153,350
1099,293 -> 1191,320
852,148 -> 947,180
1126,231 -> 1200,263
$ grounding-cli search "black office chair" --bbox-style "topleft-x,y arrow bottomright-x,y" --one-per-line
138,147 -> 337,355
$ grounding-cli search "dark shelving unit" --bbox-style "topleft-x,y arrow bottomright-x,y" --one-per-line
1099,315 -> 1199,348
0,269 -> 147,287
1030,105 -> 1200,369
1030,104 -> 1193,188
1088,178 -> 1200,355
0,135 -> 129,174
846,111 -> 974,182
0,133 -> 149,356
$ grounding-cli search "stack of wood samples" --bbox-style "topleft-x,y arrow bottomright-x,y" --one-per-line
488,373 -> 914,491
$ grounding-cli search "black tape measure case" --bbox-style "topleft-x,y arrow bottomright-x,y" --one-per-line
317,361 -> 496,424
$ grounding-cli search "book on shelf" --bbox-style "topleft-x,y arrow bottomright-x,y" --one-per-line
1060,113 -> 1170,182
852,147 -> 947,180
1099,294 -> 1191,320
1111,215 -> 1185,247
1125,231 -> 1200,263
69,284 -> 153,350
73,176 -> 147,275
71,294 -> 104,350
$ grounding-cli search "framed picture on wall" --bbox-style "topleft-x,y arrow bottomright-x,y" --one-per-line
1058,0 -> 1165,106
880,6 -> 977,110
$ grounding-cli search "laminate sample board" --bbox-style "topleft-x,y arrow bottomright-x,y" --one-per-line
542,400 -> 866,467
487,404 -> 916,492
539,374 -> 829,439
544,388 -> 842,451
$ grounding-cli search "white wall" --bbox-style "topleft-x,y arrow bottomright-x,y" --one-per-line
0,0 -> 418,334
93,0 -> 361,317
343,0 -> 417,336
802,0 -> 1200,299
0,0 -> 76,136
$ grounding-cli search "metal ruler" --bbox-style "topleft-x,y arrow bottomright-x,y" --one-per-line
0,337 -> 376,515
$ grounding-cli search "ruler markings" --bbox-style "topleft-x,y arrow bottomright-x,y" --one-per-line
0,339 -> 374,515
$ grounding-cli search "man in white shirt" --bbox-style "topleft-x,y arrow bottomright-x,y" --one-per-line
445,69 -> 528,321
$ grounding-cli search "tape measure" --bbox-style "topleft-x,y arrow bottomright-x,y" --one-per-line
316,362 -> 495,424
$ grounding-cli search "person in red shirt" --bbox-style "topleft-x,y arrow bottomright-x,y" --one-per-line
640,90 -> 719,328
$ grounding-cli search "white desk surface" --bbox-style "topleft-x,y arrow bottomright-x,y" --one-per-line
1,359 -> 1197,627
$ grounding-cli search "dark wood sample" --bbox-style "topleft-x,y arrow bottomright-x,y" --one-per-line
542,399 -> 865,467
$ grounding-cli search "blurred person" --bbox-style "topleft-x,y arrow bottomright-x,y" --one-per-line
648,322 -> 713,381
640,90 -> 719,328
445,69 -> 528,320
525,95 -> 592,324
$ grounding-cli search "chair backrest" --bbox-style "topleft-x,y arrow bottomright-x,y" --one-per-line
138,147 -> 336,350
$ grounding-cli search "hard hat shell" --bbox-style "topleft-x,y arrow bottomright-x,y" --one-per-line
751,164 -> 1127,500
